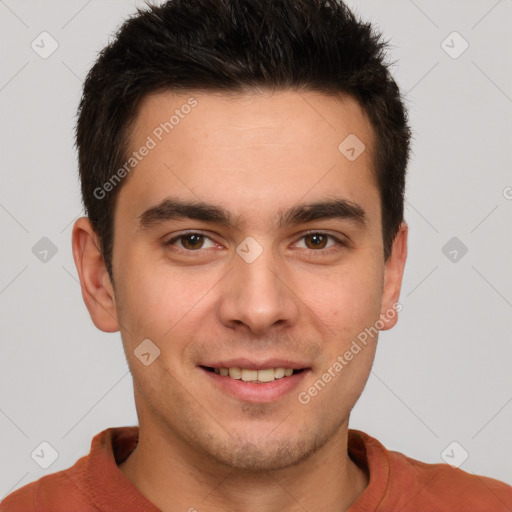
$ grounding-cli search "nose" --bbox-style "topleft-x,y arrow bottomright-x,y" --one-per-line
217,244 -> 300,335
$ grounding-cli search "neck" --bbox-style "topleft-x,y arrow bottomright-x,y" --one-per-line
119,421 -> 368,512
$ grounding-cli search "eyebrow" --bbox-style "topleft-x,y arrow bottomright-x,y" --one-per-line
137,196 -> 366,231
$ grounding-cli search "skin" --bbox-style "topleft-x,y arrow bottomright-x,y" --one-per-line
72,89 -> 407,512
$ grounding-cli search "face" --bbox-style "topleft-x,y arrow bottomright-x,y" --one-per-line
75,89 -> 407,471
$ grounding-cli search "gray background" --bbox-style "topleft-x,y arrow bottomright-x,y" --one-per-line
1,0 -> 511,498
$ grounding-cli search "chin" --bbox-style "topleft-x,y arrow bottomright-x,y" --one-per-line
195,425 -> 333,472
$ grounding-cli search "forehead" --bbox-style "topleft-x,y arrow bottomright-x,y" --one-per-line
129,88 -> 374,159
118,89 -> 379,230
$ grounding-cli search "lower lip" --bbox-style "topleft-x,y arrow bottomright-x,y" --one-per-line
200,367 -> 309,403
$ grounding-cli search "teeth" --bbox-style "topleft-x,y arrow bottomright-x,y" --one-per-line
241,369 -> 258,382
274,367 -> 285,378
256,369 -> 275,383
212,366 -> 298,383
229,367 -> 242,379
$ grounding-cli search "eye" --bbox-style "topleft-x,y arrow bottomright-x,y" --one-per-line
295,232 -> 345,252
165,232 -> 218,251
164,230 -> 346,254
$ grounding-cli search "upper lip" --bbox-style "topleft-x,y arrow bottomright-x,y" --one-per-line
200,358 -> 310,370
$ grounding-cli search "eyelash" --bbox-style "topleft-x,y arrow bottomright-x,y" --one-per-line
164,230 -> 347,255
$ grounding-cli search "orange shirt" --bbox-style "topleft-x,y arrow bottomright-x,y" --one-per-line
2,427 -> 511,511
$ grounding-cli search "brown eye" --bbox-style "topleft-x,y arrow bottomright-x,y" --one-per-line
295,232 -> 346,254
180,233 -> 204,250
165,232 -> 217,251
304,233 -> 329,250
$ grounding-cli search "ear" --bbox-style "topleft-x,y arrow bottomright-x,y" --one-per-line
379,221 -> 408,331
71,217 -> 120,332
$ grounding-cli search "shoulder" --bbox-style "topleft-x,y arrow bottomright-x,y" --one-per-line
349,430 -> 512,511
1,427 -> 137,512
0,467 -> 87,512
390,449 -> 512,510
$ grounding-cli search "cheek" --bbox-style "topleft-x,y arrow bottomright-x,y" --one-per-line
115,249 -> 220,339
296,259 -> 383,336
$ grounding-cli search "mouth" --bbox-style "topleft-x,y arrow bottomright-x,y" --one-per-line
200,365 -> 305,383
199,362 -> 310,402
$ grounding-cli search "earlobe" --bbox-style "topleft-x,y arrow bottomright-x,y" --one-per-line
379,221 -> 408,331
72,217 -> 120,333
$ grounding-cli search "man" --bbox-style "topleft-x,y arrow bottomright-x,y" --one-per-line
2,0 -> 511,511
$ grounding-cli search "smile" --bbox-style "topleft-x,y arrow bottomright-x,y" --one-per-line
201,366 -> 304,383
200,364 -> 310,402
